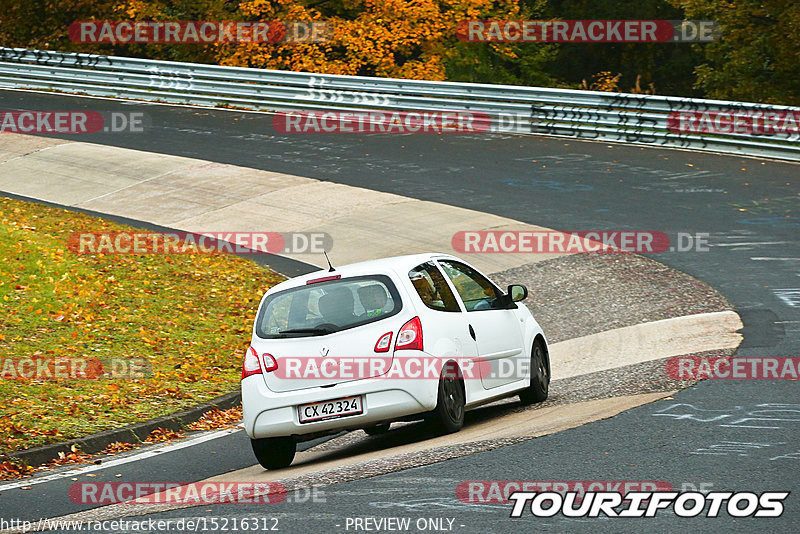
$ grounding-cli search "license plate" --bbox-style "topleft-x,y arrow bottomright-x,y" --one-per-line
298,395 -> 363,424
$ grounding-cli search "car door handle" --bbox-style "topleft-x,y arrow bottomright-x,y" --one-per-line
468,324 -> 476,340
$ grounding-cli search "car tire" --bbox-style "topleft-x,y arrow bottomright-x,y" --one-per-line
251,437 -> 296,470
433,362 -> 465,433
519,338 -> 549,405
363,423 -> 391,436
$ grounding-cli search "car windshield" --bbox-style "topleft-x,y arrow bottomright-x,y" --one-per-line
255,275 -> 402,338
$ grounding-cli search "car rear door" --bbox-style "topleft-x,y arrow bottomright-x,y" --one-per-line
437,259 -> 525,389
406,262 -> 479,386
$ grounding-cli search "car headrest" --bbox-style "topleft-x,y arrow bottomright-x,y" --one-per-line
318,287 -> 354,319
357,284 -> 388,311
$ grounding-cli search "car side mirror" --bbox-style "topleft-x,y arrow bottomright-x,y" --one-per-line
508,284 -> 528,303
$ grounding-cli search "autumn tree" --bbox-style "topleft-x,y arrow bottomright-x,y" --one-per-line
220,0 -> 552,83
532,0 -> 705,97
0,0 -> 118,52
0,0 -> 241,62
443,0 -> 559,86
1,0 -> 795,103
668,0 -> 800,105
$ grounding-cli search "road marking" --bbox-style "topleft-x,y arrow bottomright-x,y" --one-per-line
773,289 -> 800,307
0,428 -> 241,492
751,257 -> 800,261
712,241 -> 789,247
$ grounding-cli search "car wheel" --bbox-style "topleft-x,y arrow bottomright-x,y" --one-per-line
519,338 -> 549,405
434,362 -> 465,433
363,423 -> 391,436
251,437 -> 296,470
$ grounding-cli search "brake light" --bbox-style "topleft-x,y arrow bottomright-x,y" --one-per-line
306,274 -> 341,284
395,316 -> 423,351
242,346 -> 262,379
374,332 -> 393,353
262,352 -> 278,372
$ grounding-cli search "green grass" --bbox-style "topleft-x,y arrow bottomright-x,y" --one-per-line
0,197 -> 285,453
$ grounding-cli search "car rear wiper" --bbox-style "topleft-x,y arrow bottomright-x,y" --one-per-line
277,327 -> 334,335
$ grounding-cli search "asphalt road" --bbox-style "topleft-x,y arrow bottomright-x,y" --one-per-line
0,427 -> 343,523
114,380 -> 800,534
0,91 -> 798,532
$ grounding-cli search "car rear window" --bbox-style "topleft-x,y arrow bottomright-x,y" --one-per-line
255,275 -> 402,338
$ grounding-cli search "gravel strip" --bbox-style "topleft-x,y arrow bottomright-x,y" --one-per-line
489,253 -> 732,343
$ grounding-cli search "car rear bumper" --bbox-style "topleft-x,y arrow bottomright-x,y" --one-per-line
242,365 -> 439,439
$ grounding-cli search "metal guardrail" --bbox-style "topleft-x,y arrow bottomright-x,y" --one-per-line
0,47 -> 798,160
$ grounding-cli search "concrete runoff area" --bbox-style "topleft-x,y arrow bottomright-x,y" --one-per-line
0,134 -> 565,273
550,311 -> 743,380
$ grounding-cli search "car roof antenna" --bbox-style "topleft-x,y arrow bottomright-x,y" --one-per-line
323,250 -> 335,272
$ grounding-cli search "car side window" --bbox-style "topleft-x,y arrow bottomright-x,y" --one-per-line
408,262 -> 461,312
438,260 -> 501,312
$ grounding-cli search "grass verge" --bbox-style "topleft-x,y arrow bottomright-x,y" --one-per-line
0,196 -> 284,454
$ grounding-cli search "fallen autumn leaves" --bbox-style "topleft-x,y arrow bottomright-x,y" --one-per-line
0,197 -> 283,461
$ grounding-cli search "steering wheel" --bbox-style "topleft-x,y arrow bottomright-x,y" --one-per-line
472,299 -> 490,311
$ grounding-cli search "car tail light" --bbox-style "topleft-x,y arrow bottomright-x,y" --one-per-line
395,316 -> 423,351
262,352 -> 278,372
242,346 -> 263,379
374,332 -> 393,353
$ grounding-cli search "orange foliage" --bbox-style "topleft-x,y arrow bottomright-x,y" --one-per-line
187,406 -> 242,431
222,0 -> 522,79
0,459 -> 34,480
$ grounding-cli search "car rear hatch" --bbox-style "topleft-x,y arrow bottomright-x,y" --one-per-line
252,274 -> 404,393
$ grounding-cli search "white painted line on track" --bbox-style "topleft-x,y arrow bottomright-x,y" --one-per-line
713,241 -> 789,247
0,428 -> 241,492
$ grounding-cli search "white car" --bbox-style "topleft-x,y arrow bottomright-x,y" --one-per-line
242,253 -> 550,469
